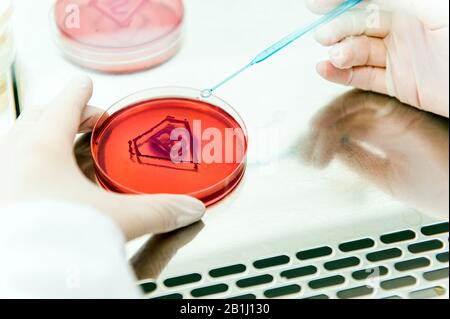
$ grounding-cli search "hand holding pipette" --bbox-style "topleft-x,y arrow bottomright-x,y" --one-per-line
309,0 -> 449,118
201,0 -> 363,98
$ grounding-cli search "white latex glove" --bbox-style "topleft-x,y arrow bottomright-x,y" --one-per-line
0,75 -> 205,241
307,0 -> 449,117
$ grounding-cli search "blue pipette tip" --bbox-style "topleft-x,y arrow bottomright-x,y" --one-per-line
200,89 -> 213,98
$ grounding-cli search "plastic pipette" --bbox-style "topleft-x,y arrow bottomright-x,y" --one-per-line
201,0 -> 363,98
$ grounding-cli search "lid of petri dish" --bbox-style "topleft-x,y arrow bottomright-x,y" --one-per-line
91,88 -> 248,206
52,0 -> 184,73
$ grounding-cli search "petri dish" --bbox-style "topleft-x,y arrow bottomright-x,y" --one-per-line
91,87 -> 248,206
52,0 -> 184,73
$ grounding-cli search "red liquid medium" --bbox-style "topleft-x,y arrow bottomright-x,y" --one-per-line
92,98 -> 248,206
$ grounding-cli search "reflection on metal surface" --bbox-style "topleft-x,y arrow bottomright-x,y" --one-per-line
0,0 -> 15,135
75,133 -> 96,183
0,71 -> 16,135
303,90 -> 449,217
131,222 -> 204,280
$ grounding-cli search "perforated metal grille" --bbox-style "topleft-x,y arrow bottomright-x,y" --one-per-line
138,221 -> 449,299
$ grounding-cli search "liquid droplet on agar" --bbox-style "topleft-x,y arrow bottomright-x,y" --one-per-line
200,89 -> 213,98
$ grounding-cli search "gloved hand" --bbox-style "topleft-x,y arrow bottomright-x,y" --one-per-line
0,75 -> 205,241
307,0 -> 449,117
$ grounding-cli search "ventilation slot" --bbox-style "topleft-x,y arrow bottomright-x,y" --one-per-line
409,286 -> 446,299
436,252 -> 449,263
236,274 -> 273,288
164,273 -> 202,288
366,248 -> 402,262
380,230 -> 416,244
228,294 -> 256,300
394,257 -> 431,272
140,282 -> 157,294
280,265 -> 317,279
337,286 -> 374,299
324,257 -> 360,271
380,276 -> 417,290
264,284 -> 301,298
209,264 -> 246,278
352,266 -> 388,280
421,222 -> 449,236
408,240 -> 444,254
297,246 -> 333,260
253,255 -> 290,269
423,268 -> 449,282
309,275 -> 345,289
304,294 -> 329,299
152,293 -> 183,299
191,284 -> 228,298
339,238 -> 375,252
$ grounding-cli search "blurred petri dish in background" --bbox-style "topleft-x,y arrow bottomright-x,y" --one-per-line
91,87 -> 248,206
52,0 -> 184,73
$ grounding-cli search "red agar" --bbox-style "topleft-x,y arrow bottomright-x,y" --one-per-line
92,98 -> 248,206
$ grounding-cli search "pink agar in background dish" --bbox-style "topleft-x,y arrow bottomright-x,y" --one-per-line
53,0 -> 184,73
92,93 -> 248,207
